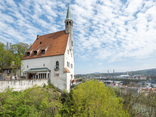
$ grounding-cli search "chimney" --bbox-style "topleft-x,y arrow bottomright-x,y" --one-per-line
37,35 -> 39,39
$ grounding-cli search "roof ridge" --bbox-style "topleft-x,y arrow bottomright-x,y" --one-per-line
40,30 -> 65,37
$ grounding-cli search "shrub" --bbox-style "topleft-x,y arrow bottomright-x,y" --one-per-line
0,86 -> 62,117
61,80 -> 129,117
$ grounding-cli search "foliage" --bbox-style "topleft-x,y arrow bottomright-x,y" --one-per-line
0,86 -> 62,117
0,42 -> 14,72
0,42 -> 29,74
10,42 -> 30,58
114,87 -> 156,117
61,80 -> 129,117
10,42 -> 30,73
3,81 -> 149,117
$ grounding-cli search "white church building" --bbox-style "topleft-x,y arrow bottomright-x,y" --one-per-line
21,5 -> 74,92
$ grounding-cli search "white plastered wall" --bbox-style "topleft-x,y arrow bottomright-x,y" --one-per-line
64,34 -> 74,92
22,55 -> 69,91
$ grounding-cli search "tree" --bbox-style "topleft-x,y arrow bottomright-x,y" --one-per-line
10,42 -> 30,74
0,86 -> 62,117
114,88 -> 156,117
10,42 -> 30,58
0,42 -> 14,73
61,80 -> 129,117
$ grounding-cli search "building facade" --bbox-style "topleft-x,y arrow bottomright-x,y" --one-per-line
21,5 -> 74,92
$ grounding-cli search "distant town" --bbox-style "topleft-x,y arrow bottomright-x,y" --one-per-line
75,68 -> 156,94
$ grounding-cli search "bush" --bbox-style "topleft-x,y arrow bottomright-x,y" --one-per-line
0,81 -> 131,117
0,86 -> 62,117
61,80 -> 129,117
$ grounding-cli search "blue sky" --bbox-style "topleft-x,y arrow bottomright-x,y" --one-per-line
0,0 -> 156,74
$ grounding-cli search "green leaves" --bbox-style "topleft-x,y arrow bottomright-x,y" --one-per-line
0,42 -> 29,74
0,42 -> 14,71
10,42 -> 30,58
61,80 -> 129,117
10,42 -> 30,74
0,81 -> 134,117
0,86 -> 62,117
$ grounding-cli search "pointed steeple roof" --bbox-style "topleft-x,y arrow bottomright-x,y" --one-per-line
66,4 -> 72,20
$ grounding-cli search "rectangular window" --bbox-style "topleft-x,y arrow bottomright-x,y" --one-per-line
71,64 -> 73,68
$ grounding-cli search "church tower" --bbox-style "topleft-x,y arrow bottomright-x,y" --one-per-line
65,4 -> 73,49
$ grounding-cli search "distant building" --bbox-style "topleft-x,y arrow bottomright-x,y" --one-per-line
21,5 -> 74,92
6,42 -> 11,50
118,75 -> 129,78
133,75 -> 147,80
0,66 -> 20,80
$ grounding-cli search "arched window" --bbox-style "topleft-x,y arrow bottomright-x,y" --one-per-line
56,61 -> 59,69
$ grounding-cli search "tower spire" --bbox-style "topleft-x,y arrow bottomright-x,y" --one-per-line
66,4 -> 72,20
65,4 -> 73,49
65,4 -> 73,34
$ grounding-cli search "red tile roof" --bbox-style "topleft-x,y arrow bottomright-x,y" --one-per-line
22,30 -> 69,60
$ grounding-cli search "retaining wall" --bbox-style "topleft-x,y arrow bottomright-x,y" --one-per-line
0,79 -> 48,92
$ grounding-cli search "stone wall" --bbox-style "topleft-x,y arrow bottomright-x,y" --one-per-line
0,79 -> 48,92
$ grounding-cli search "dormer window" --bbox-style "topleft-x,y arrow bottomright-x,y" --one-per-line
27,52 -> 30,56
41,50 -> 45,54
34,51 -> 37,55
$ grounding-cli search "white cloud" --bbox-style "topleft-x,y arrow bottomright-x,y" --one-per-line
0,0 -> 156,72
73,0 -> 156,64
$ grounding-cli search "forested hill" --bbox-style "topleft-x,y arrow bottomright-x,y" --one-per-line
127,68 -> 156,76
75,68 -> 156,78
